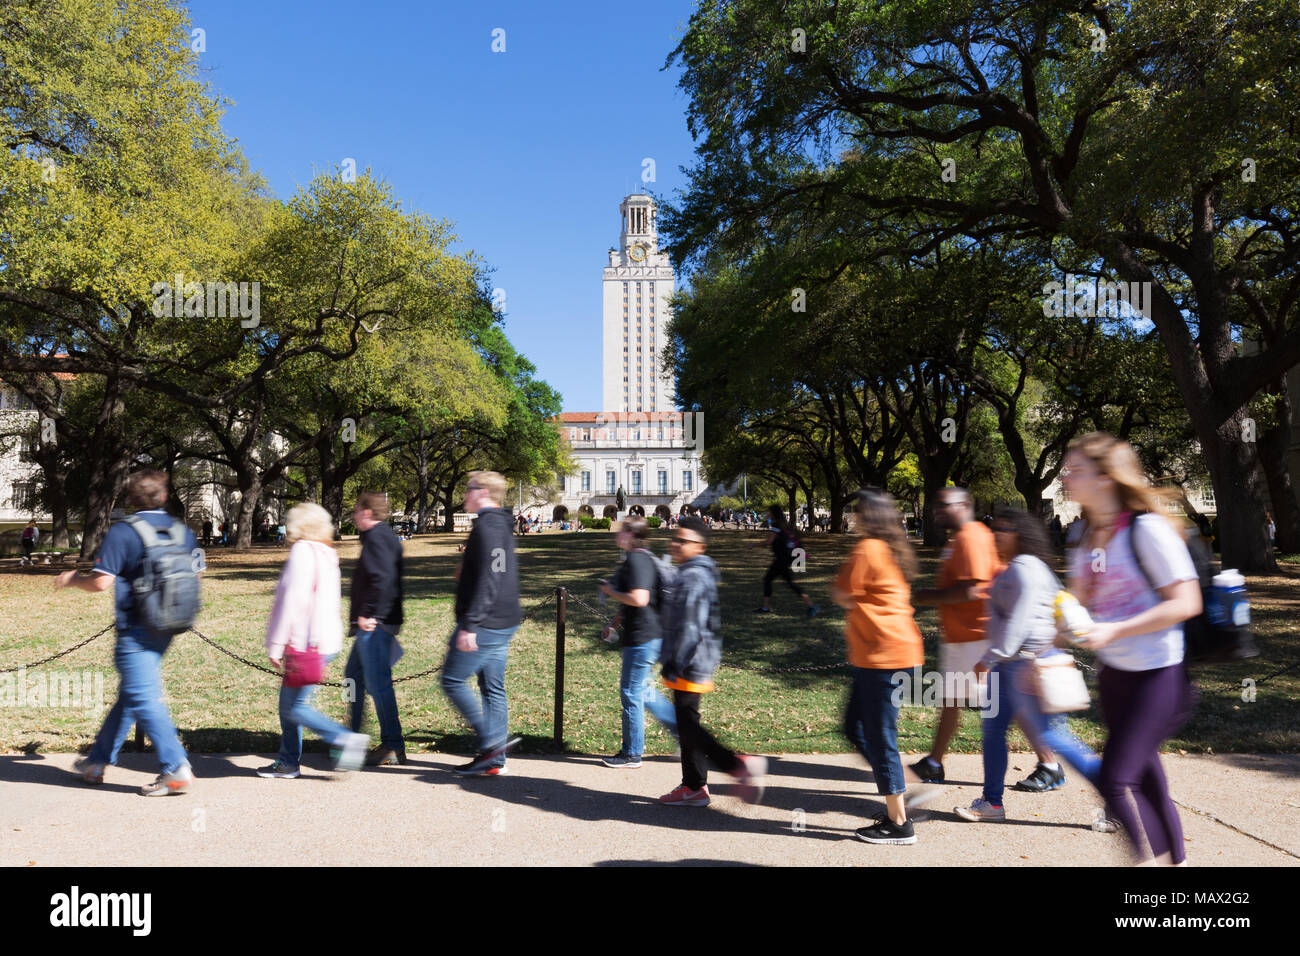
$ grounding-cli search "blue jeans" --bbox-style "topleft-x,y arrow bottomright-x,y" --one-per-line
88,628 -> 189,775
843,667 -> 907,796
980,656 -> 1102,805
345,624 -> 403,750
441,624 -> 516,764
278,653 -> 350,767
619,638 -> 678,757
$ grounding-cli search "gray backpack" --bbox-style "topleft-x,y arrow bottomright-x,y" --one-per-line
124,516 -> 202,637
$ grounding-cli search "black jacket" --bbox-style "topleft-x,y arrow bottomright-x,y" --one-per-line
349,521 -> 404,629
455,507 -> 521,631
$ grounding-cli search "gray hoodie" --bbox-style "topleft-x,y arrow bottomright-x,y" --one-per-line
659,553 -> 722,686
980,554 -> 1062,667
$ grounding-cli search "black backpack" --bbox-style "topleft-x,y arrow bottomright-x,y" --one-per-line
125,515 -> 202,637
1125,514 -> 1258,664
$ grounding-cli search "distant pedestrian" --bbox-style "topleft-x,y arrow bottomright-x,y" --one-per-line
202,518 -> 213,548
276,521 -> 286,545
20,519 -> 38,565
751,505 -> 818,617
258,504 -> 370,778
345,491 -> 406,766
443,471 -> 523,775
59,469 -> 199,795
657,515 -> 766,807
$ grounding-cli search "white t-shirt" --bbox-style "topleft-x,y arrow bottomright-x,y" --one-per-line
1068,513 -> 1198,672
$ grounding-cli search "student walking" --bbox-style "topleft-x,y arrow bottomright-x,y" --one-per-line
911,488 -> 1002,782
658,516 -> 766,806
1062,432 -> 1202,865
257,504 -> 370,778
599,516 -> 678,768
344,491 -> 407,766
751,505 -> 818,617
831,489 -> 930,845
58,470 -> 198,795
442,471 -> 523,776
953,507 -> 1104,824
20,519 -> 38,565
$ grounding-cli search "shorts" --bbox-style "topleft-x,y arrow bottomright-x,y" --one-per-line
939,639 -> 990,706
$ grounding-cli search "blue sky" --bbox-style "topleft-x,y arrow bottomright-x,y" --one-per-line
186,0 -> 703,412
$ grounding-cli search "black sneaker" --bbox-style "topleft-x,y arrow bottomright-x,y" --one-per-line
601,753 -> 643,768
910,757 -> 944,783
856,816 -> 916,845
1014,762 -> 1066,792
453,736 -> 523,776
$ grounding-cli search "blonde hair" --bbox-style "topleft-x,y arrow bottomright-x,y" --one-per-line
1067,432 -> 1179,529
286,503 -> 335,545
468,470 -> 508,504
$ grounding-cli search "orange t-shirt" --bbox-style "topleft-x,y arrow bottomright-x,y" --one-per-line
937,521 -> 1002,643
834,537 -> 924,670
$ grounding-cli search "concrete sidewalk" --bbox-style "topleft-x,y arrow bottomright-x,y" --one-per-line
2,752 -> 1296,866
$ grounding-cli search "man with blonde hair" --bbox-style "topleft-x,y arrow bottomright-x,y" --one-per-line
345,491 -> 407,766
443,471 -> 522,775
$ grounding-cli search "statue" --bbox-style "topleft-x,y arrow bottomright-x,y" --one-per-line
615,485 -> 626,513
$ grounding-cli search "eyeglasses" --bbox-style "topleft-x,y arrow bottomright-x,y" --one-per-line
670,535 -> 700,546
466,485 -> 481,492
993,526 -> 1014,534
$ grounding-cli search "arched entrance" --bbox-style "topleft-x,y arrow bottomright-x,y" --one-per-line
578,504 -> 594,517
602,505 -> 618,520
552,505 -> 569,522
654,505 -> 672,520
628,504 -> 645,517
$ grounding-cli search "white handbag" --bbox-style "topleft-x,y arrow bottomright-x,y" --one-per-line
1034,653 -> 1091,713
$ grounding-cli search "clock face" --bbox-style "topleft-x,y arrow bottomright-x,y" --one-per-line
629,244 -> 647,262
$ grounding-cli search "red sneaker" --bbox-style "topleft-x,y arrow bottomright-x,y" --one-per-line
659,784 -> 711,807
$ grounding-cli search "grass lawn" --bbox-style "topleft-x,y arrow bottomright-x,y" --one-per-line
2,530 -> 1297,757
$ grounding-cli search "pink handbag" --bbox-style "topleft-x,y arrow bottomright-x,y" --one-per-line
282,545 -> 325,688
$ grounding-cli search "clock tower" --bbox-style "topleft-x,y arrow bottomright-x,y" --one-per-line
602,194 -> 676,413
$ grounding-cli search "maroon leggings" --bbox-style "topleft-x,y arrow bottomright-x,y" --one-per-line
1097,662 -> 1196,863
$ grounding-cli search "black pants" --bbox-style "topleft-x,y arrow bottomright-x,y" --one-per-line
762,559 -> 804,598
674,690 -> 739,790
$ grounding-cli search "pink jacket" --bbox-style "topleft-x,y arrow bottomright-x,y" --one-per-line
265,540 -> 344,659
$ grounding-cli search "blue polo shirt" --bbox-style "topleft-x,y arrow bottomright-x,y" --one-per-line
93,510 -> 199,632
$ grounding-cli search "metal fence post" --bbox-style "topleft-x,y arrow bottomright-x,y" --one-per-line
554,586 -> 566,750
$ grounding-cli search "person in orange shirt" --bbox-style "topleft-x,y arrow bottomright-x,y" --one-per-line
913,488 -> 1061,790
911,487 -> 1000,781
831,489 -> 932,845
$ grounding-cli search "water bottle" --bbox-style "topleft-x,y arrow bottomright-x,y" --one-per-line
1054,591 -> 1094,644
1208,570 -> 1250,627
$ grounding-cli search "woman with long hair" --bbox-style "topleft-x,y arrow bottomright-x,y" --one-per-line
954,507 -> 1105,824
1061,432 -> 1201,865
831,489 -> 928,845
259,503 -> 370,778
751,504 -> 818,616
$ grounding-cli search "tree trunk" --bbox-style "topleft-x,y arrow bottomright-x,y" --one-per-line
440,484 -> 457,532
1258,378 -> 1300,554
232,474 -> 262,550
1201,409 -> 1273,571
78,379 -> 131,561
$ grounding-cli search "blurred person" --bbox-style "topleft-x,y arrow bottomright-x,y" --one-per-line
751,505 -> 818,617
953,507 -> 1104,824
657,516 -> 766,806
58,470 -> 198,796
831,489 -> 930,845
598,516 -> 678,767
258,503 -> 370,778
1061,432 -> 1201,866
345,491 -> 407,766
442,471 -> 523,775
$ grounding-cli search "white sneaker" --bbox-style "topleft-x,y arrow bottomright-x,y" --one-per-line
74,757 -> 106,785
141,763 -> 194,796
955,797 -> 1006,822
334,733 -> 370,773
